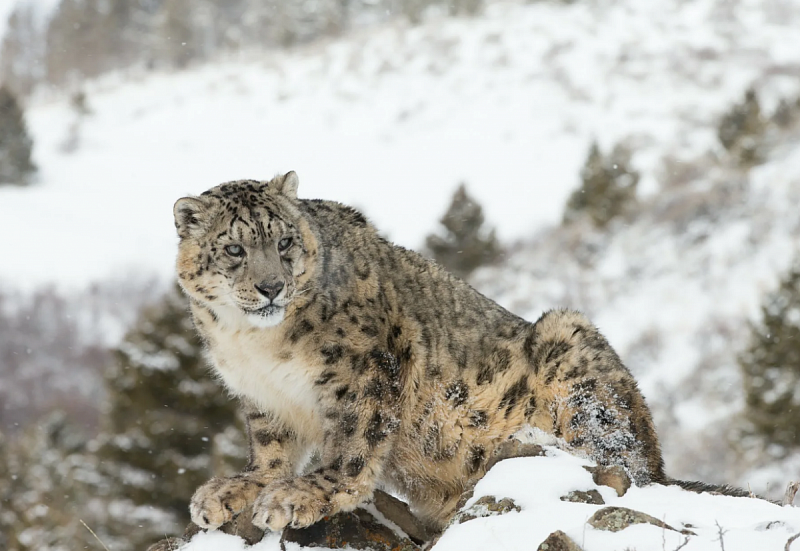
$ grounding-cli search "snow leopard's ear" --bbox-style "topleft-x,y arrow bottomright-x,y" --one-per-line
174,196 -> 214,239
273,171 -> 299,199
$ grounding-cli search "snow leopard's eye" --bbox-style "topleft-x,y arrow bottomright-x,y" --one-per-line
224,244 -> 244,257
278,237 -> 293,253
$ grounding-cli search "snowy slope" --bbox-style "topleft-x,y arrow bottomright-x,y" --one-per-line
2,0 -> 799,289
471,132 -> 800,494
1,0 -> 800,535
178,447 -> 800,551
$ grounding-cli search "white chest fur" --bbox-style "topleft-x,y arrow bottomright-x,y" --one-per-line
202,312 -> 323,440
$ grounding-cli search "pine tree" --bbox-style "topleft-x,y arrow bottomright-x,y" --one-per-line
563,141 -> 639,228
0,431 -> 13,550
717,87 -> 768,168
97,287 -> 245,549
771,96 -> 800,131
426,183 -> 502,279
0,86 -> 36,186
0,413 -> 101,551
739,261 -> 800,450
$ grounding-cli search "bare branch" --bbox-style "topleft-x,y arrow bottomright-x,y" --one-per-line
715,521 -> 727,551
80,519 -> 110,551
786,532 -> 800,551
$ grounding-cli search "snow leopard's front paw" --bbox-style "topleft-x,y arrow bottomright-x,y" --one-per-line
252,477 -> 333,532
190,475 -> 265,530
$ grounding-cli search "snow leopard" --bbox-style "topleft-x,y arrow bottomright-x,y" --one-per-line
173,172 -> 743,536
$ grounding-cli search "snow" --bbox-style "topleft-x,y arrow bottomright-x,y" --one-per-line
467,126 -> 800,493
179,531 -> 281,551
2,0 -> 800,545
3,0 -> 800,290
177,447 -> 800,551
0,0 -> 60,43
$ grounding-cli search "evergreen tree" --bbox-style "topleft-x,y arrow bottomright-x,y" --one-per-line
739,260 -> 800,450
0,413 -> 102,551
0,431 -> 13,550
0,85 -> 36,186
97,287 -> 245,549
426,183 -> 502,279
563,141 -> 639,228
0,289 -> 247,551
771,96 -> 800,131
717,87 -> 767,168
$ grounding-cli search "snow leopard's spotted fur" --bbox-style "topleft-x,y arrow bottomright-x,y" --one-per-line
173,172 -> 667,534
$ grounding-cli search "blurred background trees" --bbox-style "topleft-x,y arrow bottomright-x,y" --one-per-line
426,183 -> 502,279
0,412 -> 103,551
96,287 -> 244,550
0,288 -> 245,551
717,88 -> 768,169
740,260 -> 800,451
0,0 -> 485,96
0,85 -> 35,185
563,141 -> 639,228
1,0 -> 800,548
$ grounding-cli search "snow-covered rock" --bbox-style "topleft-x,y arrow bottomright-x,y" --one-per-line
175,447 -> 800,551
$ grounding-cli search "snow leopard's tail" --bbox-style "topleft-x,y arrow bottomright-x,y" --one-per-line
666,478 -> 755,499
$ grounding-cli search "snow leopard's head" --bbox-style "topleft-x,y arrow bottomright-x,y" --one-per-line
173,172 -> 316,328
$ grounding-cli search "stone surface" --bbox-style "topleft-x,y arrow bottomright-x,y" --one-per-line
583,465 -> 631,497
587,506 -> 695,535
536,530 -> 584,551
146,494 -> 433,550
281,508 -> 419,551
560,489 -> 605,505
486,441 -> 546,472
145,536 -> 185,551
372,489 -> 434,544
454,441 -> 546,512
454,495 -> 521,524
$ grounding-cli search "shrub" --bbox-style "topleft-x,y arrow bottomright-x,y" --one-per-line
97,287 -> 245,549
563,141 -> 639,228
0,85 -> 36,185
426,183 -> 502,279
739,260 -> 800,450
717,87 -> 767,168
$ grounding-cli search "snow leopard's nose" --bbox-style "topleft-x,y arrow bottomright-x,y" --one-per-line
254,280 -> 284,301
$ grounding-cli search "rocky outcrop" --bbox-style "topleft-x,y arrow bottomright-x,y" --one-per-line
453,495 -> 521,524
582,465 -> 631,497
280,508 -> 419,551
560,489 -> 604,505
146,492 -> 424,551
146,440 -> 550,550
536,530 -> 584,551
146,506 -> 264,551
587,506 -> 696,535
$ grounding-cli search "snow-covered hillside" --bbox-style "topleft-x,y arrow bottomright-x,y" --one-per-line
1,0 -> 800,538
178,446 -> 800,551
472,130 -> 800,495
2,0 -> 799,288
